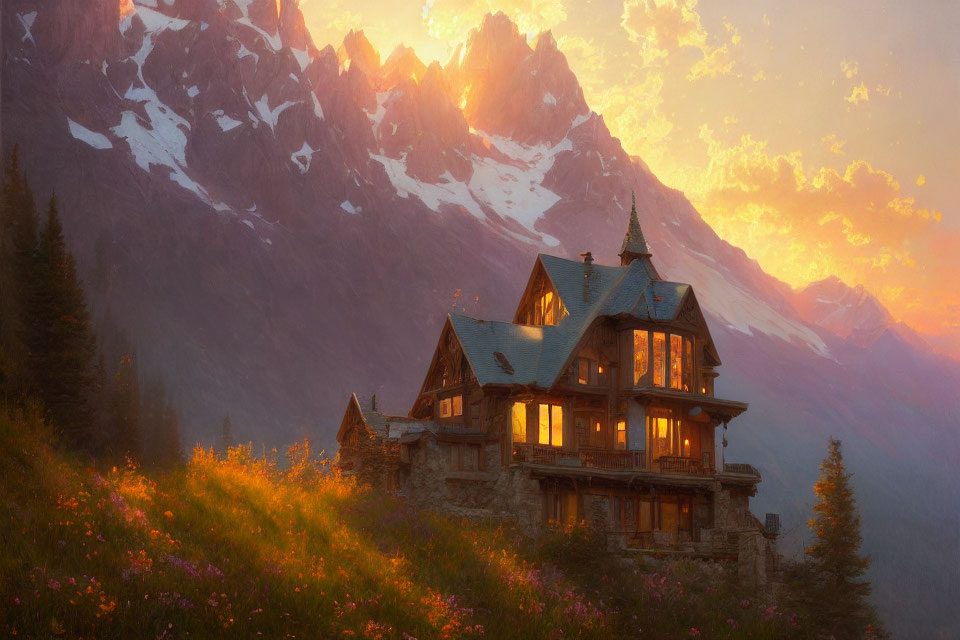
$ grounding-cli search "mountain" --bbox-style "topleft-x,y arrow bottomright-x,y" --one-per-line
3,1 -> 960,635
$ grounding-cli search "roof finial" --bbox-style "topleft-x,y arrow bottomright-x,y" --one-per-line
619,190 -> 652,266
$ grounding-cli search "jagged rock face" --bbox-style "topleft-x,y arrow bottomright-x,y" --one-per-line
4,4 -> 960,635
447,13 -> 588,146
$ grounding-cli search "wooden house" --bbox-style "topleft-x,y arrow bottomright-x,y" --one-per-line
336,198 -> 778,581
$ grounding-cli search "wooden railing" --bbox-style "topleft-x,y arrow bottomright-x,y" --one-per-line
722,463 -> 762,479
512,444 -> 645,470
580,448 -> 645,470
511,445 -> 720,477
656,456 -> 713,476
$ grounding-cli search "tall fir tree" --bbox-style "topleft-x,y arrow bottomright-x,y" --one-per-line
0,146 -> 38,399
218,414 -> 235,457
107,352 -> 141,462
806,437 -> 878,638
28,195 -> 96,445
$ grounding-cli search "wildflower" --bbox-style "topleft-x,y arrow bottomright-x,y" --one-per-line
764,605 -> 777,618
13,597 -> 20,605
690,628 -> 700,636
47,579 -> 61,591
164,510 -> 174,519
739,598 -> 751,608
726,618 -> 738,628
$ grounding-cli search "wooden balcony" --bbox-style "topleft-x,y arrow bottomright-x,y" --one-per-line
655,456 -> 714,476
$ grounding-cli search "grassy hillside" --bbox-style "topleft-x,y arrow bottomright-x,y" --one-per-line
2,407 -> 812,639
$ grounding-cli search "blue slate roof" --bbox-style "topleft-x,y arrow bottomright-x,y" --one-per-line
448,253 -> 696,389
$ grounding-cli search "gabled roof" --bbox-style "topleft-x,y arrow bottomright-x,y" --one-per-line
446,252 -> 717,391
337,392 -> 432,442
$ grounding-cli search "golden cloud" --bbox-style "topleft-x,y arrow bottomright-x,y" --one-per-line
688,127 -> 952,344
844,82 -> 869,104
821,134 -> 846,155
840,59 -> 858,79
620,0 -> 735,78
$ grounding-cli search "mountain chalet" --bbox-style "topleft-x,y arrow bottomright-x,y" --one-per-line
335,198 -> 779,585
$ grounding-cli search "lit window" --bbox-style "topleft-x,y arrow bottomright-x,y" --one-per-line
616,420 -> 626,449
578,358 -> 590,384
670,334 -> 683,390
439,398 -> 452,417
452,395 -> 462,416
653,333 -> 666,387
511,402 -> 527,442
538,403 -> 563,447
634,330 -> 648,385
683,339 -> 693,391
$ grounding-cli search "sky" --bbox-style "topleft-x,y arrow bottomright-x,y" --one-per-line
298,0 -> 960,351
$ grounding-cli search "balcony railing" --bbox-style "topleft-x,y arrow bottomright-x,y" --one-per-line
580,448 -> 645,470
722,463 -> 762,479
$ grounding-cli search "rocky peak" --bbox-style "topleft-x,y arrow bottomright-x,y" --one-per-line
380,44 -> 427,89
448,12 -> 588,145
338,29 -> 380,77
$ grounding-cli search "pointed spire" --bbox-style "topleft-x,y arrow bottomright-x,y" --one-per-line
619,190 -> 652,266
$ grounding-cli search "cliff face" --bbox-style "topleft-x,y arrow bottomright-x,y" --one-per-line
3,4 -> 960,635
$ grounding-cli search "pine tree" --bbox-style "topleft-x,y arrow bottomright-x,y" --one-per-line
218,415 -> 234,457
29,195 -> 96,445
107,352 -> 141,462
806,437 -> 878,638
0,146 -> 38,399
158,398 -> 183,468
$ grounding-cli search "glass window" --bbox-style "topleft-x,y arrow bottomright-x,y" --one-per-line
452,395 -> 463,416
670,334 -> 683,390
543,291 -> 554,325
634,330 -> 648,385
684,338 -> 693,391
648,416 -> 677,459
538,403 -> 563,447
616,419 -> 626,449
439,398 -> 452,417
511,402 -> 527,442
653,333 -> 666,387
578,358 -> 590,384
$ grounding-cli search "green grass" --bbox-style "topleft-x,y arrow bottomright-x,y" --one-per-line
1,407 -> 815,639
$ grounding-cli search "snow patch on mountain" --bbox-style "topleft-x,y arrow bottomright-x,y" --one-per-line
670,247 -> 830,357
291,47 -> 310,72
232,0 -> 282,50
290,141 -> 319,173
254,95 -> 297,130
17,11 -> 37,44
212,110 -> 243,132
310,93 -> 324,120
67,118 -> 113,150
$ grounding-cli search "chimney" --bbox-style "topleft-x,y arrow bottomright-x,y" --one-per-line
580,251 -> 594,301
371,394 -> 377,412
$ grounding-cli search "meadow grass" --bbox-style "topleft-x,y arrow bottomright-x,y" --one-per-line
1,408 -> 810,639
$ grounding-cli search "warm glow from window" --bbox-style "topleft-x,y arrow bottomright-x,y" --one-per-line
511,402 -> 526,442
538,404 -> 549,445
634,330 -> 648,385
452,395 -> 462,416
538,403 -> 563,447
670,334 -> 683,390
616,420 -> 626,449
595,420 -> 601,433
578,358 -> 589,384
683,339 -> 693,391
551,405 -> 563,447
439,398 -> 452,417
653,333 -> 666,387
649,415 -> 678,459
543,291 -> 554,325
598,364 -> 604,374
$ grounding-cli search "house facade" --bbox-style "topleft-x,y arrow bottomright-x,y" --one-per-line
336,198 -> 778,585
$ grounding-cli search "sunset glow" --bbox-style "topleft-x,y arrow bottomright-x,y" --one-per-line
299,0 -> 959,353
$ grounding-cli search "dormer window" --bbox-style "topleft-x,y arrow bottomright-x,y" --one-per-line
634,330 -> 695,391
532,289 -> 568,326
439,395 -> 463,418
